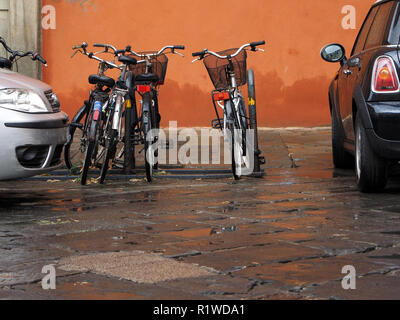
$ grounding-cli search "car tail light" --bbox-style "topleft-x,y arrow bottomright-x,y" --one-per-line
137,85 -> 151,93
372,56 -> 399,93
213,92 -> 230,101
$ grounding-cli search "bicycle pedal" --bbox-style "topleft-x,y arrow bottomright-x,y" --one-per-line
211,119 -> 222,129
113,163 -> 123,169
114,158 -> 124,165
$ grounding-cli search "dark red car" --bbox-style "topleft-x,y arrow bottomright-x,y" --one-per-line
321,0 -> 400,192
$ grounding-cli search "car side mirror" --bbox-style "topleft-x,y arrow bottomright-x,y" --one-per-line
321,44 -> 347,64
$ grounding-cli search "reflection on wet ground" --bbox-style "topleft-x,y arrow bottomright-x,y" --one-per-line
0,128 -> 399,300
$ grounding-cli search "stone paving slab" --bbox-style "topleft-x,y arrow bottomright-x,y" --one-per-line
59,251 -> 217,284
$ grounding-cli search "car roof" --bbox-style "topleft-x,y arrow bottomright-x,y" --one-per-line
372,0 -> 398,8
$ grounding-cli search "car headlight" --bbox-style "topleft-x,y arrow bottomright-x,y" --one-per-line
0,89 -> 50,113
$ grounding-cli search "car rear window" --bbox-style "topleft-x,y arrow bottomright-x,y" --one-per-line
352,6 -> 379,55
388,2 -> 400,44
364,1 -> 394,50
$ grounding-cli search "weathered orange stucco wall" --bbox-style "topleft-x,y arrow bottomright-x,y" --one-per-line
42,0 -> 374,127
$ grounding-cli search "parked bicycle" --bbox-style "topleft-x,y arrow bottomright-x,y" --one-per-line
98,47 -> 138,184
192,41 -> 266,179
64,42 -> 128,185
126,45 -> 185,182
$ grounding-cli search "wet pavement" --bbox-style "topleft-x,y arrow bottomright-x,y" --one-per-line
0,128 -> 400,300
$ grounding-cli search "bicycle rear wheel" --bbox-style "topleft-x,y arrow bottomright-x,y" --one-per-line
124,98 -> 136,173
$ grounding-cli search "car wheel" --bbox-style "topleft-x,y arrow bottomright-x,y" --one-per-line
355,113 -> 388,193
331,107 -> 353,168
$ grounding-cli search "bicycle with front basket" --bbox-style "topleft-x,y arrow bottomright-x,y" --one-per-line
192,41 -> 266,179
127,45 -> 185,182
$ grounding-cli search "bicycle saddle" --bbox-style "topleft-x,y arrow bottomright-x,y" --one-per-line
135,73 -> 159,83
119,55 -> 137,65
88,75 -> 115,88
0,57 -> 12,69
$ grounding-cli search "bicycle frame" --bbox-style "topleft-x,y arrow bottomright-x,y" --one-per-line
211,61 -> 244,132
103,58 -> 132,140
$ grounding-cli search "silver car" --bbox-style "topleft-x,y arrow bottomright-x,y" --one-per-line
0,68 -> 68,180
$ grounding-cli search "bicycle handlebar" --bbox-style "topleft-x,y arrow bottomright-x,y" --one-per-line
128,45 -> 185,58
32,52 -> 47,66
71,42 -> 130,70
93,43 -> 120,55
72,42 -> 88,51
250,41 -> 265,49
192,41 -> 265,62
173,45 -> 185,50
72,47 -> 121,70
192,50 -> 206,57
0,37 -> 48,67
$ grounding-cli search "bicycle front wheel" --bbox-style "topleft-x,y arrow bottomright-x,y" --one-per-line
81,112 -> 100,185
142,93 -> 154,182
227,99 -> 251,180
64,104 -> 88,171
151,92 -> 160,171
99,127 -> 118,185
229,122 -> 240,180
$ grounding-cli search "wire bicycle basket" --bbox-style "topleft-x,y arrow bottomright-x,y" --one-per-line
203,48 -> 247,89
128,52 -> 168,85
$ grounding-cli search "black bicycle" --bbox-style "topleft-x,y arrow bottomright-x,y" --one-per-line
192,42 -> 265,179
127,45 -> 185,182
64,42 -> 124,185
98,49 -> 138,184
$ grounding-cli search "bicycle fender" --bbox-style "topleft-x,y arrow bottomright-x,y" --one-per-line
224,100 -> 235,125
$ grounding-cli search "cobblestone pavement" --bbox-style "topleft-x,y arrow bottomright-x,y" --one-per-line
0,128 -> 399,300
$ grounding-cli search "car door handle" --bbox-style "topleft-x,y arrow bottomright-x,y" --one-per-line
344,69 -> 352,76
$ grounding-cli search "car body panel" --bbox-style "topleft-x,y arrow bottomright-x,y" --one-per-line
0,109 -> 68,180
0,68 -> 54,111
0,67 -> 68,180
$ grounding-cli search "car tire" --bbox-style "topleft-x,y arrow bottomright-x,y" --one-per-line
355,113 -> 388,193
331,107 -> 353,169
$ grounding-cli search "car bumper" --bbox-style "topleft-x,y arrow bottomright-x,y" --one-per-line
367,101 -> 400,160
0,109 -> 68,180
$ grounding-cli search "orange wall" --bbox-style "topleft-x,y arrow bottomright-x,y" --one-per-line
42,0 -> 373,127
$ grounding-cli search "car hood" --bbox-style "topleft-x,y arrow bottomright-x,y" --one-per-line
0,68 -> 52,93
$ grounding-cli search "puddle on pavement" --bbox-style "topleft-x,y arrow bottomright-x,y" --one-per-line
166,228 -> 213,239
268,216 -> 327,230
381,231 -> 400,235
57,281 -> 142,300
